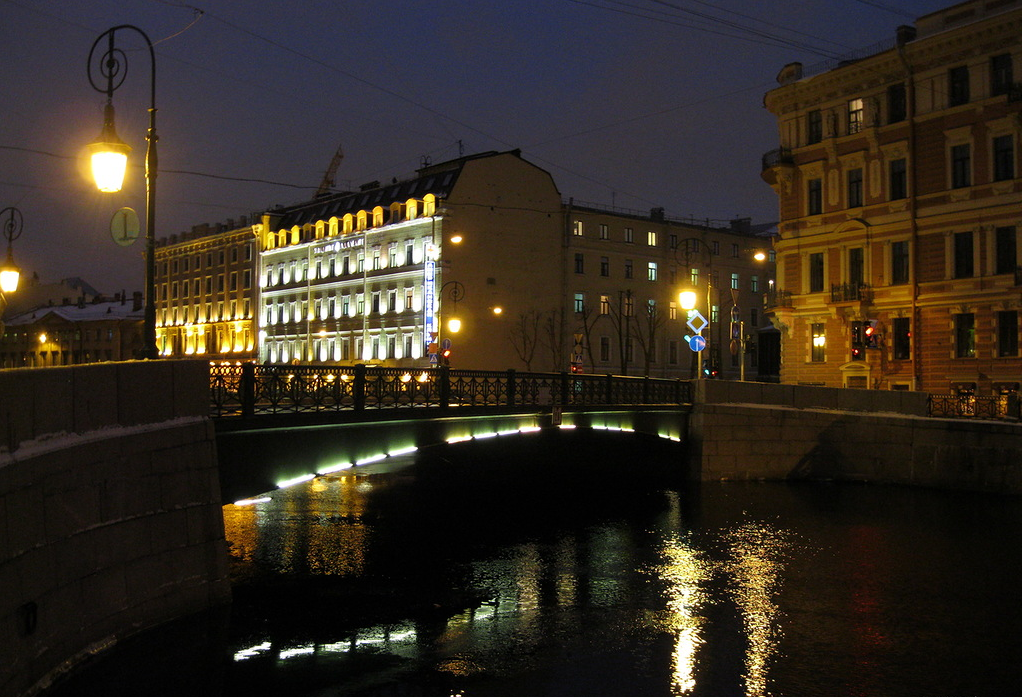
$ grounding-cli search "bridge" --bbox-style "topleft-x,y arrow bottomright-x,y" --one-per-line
210,364 -> 693,502
209,363 -> 1022,503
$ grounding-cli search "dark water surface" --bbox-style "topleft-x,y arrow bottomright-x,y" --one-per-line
47,432 -> 1022,696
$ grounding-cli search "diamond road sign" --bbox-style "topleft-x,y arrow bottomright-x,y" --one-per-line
686,309 -> 707,335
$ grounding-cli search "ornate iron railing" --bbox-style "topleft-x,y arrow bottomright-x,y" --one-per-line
210,363 -> 693,417
926,394 -> 1020,420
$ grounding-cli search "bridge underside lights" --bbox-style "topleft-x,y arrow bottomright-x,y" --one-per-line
233,417 -> 686,506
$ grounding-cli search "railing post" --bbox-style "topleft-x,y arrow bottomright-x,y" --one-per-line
354,363 -> 367,411
506,369 -> 516,407
606,373 -> 613,404
438,365 -> 451,410
642,376 -> 650,404
240,362 -> 255,418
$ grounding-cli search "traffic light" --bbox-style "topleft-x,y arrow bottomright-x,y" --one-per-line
864,319 -> 880,349
851,322 -> 865,360
441,348 -> 452,366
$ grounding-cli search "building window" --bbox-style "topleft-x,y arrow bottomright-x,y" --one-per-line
891,240 -> 910,285
600,295 -> 610,315
991,53 -> 1014,96
599,224 -> 609,240
600,256 -> 610,277
625,260 -> 633,279
893,317 -> 911,360
574,253 -> 584,274
889,158 -> 907,200
711,241 -> 720,255
574,292 -> 585,313
951,143 -> 971,188
949,65 -> 970,106
993,135 -> 1015,182
731,243 -> 739,258
954,231 -> 974,278
690,268 -> 699,286
730,272 -> 739,290
847,168 -> 863,208
807,178 -> 822,215
600,336 -> 611,361
669,340 -> 679,365
807,109 -> 822,144
887,83 -> 906,123
647,231 -> 658,247
647,262 -> 658,282
811,323 -> 825,362
955,313 -> 975,358
998,310 -> 1018,357
847,98 -> 864,134
996,226 -> 1017,275
624,227 -> 634,243
751,275 -> 759,292
669,301 -> 677,320
809,252 -> 824,293
848,247 -> 864,286
623,294 -> 634,316
573,220 -> 583,236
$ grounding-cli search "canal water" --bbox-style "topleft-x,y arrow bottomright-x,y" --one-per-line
47,431 -> 1021,696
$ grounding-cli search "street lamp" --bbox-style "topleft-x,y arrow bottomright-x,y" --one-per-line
86,25 -> 159,359
1,207 -> 23,296
437,280 -> 464,365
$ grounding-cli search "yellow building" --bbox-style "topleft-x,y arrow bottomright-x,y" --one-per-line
154,220 -> 259,361
762,0 -> 1021,393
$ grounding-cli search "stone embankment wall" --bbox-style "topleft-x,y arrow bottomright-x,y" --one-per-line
0,360 -> 230,697
689,381 -> 1022,493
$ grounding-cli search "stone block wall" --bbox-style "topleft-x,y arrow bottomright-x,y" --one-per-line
690,400 -> 1022,493
0,360 -> 229,697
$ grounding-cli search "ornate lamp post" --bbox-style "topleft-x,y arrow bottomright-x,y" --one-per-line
676,238 -> 715,379
0,207 -> 24,341
86,25 -> 159,359
437,280 -> 464,365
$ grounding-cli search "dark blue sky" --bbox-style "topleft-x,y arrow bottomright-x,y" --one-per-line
2,0 -> 949,292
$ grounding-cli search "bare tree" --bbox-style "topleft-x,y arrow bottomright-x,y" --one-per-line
509,309 -> 542,370
543,306 -> 570,371
633,297 -> 668,376
606,289 -> 634,375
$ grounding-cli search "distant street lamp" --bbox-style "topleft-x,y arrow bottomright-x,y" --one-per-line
86,25 -> 159,359
0,207 -> 24,341
438,280 -> 464,365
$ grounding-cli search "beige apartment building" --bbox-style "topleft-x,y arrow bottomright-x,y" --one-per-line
762,0 -> 1021,394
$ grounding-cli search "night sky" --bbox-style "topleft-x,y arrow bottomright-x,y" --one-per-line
2,0 -> 949,293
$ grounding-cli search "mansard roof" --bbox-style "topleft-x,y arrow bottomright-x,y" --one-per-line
274,150 -> 510,229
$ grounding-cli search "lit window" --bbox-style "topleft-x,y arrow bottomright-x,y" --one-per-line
847,98 -> 863,134
600,295 -> 610,315
574,292 -> 585,313
647,231 -> 657,246
647,262 -> 658,281
573,220 -> 583,236
730,273 -> 739,290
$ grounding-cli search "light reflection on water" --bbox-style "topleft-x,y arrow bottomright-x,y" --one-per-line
222,468 -> 810,697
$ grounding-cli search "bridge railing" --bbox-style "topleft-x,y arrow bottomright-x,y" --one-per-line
926,393 -> 1020,420
210,363 -> 692,417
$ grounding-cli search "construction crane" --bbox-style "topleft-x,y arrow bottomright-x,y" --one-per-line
315,143 -> 344,196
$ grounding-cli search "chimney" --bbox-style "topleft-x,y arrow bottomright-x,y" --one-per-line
650,207 -> 665,222
132,291 -> 143,311
896,25 -> 917,47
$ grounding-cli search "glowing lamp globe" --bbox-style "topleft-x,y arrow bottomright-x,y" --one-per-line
679,290 -> 697,310
448,317 -> 462,333
89,103 -> 132,193
0,251 -> 19,294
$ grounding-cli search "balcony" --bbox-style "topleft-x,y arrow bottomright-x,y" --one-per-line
764,288 -> 793,310
760,147 -> 795,188
831,283 -> 872,304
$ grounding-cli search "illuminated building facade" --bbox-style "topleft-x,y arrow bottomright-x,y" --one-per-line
258,151 -> 564,370
257,150 -> 773,376
154,220 -> 258,360
762,0 -> 1022,393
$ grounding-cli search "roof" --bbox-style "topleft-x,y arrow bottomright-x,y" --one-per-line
272,150 -> 511,229
5,300 -> 144,327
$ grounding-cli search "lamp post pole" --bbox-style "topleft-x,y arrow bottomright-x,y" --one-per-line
677,238 -> 714,379
437,280 -> 464,366
0,207 -> 24,338
87,25 -> 159,359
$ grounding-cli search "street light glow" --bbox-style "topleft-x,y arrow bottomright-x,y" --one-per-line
679,290 -> 697,310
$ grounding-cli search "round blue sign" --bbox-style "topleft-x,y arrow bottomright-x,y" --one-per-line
689,335 -> 706,352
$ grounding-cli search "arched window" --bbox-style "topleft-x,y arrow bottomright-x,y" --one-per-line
356,211 -> 368,231
390,202 -> 403,223
372,206 -> 384,227
423,193 -> 436,217
328,217 -> 339,236
406,199 -> 418,219
342,214 -> 353,233
315,221 -> 325,239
